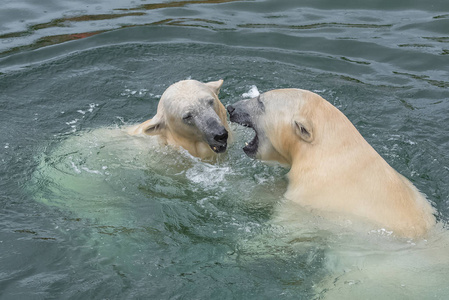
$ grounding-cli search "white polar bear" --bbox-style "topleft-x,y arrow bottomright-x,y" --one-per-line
128,79 -> 231,160
228,88 -> 435,238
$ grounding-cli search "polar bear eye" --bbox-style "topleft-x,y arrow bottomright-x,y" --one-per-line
182,112 -> 193,123
207,99 -> 214,106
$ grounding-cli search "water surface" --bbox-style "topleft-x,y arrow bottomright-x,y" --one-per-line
1,0 -> 449,299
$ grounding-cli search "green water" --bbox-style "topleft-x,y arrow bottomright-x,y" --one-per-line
1,0 -> 449,299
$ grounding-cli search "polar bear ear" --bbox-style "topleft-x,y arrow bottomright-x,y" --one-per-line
293,118 -> 313,143
142,115 -> 166,136
129,115 -> 166,136
205,79 -> 224,95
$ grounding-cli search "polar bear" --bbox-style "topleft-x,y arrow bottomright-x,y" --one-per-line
128,79 -> 230,160
227,88 -> 435,238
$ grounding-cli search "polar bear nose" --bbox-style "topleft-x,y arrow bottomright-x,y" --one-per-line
227,105 -> 235,114
214,129 -> 228,144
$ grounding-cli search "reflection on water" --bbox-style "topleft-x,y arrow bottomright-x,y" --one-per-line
1,0 -> 449,299
1,0 -> 448,90
238,22 -> 393,29
122,0 -> 242,11
0,0 -> 239,56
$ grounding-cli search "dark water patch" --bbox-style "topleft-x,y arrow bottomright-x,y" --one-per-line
238,22 -> 393,30
340,56 -> 371,65
150,17 -> 227,29
0,31 -> 108,57
0,11 -> 146,39
0,0 -> 242,57
433,14 -> 449,19
398,43 -> 434,48
393,71 -> 449,88
1,1 -> 449,298
119,0 -> 242,11
424,36 -> 449,43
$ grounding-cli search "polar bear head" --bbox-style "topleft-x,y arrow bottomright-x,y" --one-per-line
129,79 -> 230,159
227,89 -> 325,165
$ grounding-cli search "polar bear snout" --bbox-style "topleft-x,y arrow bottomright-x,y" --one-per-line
213,129 -> 228,144
197,115 -> 229,153
227,104 -> 252,127
204,118 -> 228,153
226,104 -> 235,115
227,102 -> 260,157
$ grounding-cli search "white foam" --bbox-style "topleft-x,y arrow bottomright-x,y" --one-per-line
242,85 -> 260,98
66,119 -> 78,125
313,89 -> 326,93
87,103 -> 98,113
81,167 -> 103,175
369,227 -> 393,236
186,162 -> 233,189
120,88 -> 151,98
69,158 -> 81,174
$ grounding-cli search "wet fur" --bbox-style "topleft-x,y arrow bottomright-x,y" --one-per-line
128,79 -> 231,160
229,89 -> 435,238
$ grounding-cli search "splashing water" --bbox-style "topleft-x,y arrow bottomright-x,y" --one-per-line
242,85 -> 260,98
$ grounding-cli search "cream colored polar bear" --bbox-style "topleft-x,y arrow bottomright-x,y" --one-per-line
128,79 -> 230,160
228,88 -> 435,238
